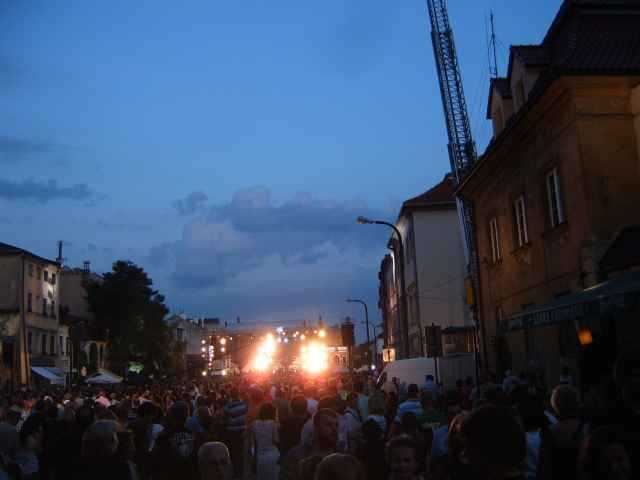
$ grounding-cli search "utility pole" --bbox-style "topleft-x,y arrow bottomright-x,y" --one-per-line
56,240 -> 65,266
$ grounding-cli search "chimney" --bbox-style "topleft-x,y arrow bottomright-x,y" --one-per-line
83,261 -> 91,273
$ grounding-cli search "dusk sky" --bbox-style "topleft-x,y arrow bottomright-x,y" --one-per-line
1,1 -> 561,340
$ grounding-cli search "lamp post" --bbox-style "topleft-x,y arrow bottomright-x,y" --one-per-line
346,298 -> 370,345
357,216 -> 410,358
365,322 -> 383,369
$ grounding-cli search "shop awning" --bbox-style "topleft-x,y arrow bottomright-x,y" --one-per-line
31,367 -> 65,385
502,270 -> 640,332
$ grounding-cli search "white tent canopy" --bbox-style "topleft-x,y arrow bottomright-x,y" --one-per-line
86,369 -> 122,384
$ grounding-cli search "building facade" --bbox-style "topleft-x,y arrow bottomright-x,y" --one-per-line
378,176 -> 475,383
459,0 -> 640,385
0,243 -> 66,386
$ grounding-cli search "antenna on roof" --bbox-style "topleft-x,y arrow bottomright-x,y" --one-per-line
487,10 -> 499,78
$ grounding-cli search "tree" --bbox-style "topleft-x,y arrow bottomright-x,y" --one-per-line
86,261 -> 173,376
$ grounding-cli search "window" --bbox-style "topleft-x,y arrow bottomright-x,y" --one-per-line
493,107 -> 504,134
66,338 -> 71,357
41,334 -> 47,355
27,293 -> 32,312
489,217 -> 502,262
28,332 -> 33,354
50,335 -> 55,356
176,328 -> 184,341
59,336 -> 64,356
36,267 -> 41,280
43,270 -> 48,282
546,168 -> 565,227
28,264 -> 34,277
42,298 -> 47,316
51,273 -> 56,285
51,300 -> 56,318
513,195 -> 529,246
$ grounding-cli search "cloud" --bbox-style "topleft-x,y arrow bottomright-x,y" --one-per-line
0,136 -> 55,163
97,219 -> 152,232
149,185 -> 390,322
0,178 -> 98,203
172,191 -> 209,216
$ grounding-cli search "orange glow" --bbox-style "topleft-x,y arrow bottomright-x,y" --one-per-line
301,341 -> 328,374
578,328 -> 593,346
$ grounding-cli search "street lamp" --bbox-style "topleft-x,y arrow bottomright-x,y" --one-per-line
357,216 -> 410,358
346,299 -> 370,345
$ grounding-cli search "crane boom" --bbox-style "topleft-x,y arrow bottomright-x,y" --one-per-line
427,0 -> 481,367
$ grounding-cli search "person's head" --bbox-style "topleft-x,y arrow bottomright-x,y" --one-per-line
446,412 -> 469,462
198,442 -> 232,480
460,405 -> 526,478
6,407 -> 21,426
82,420 -> 120,458
306,386 -> 318,400
197,406 -> 212,423
168,401 -> 190,429
368,393 -> 386,416
516,394 -> 547,433
291,395 -> 308,417
353,381 -> 364,394
407,384 -> 419,399
317,395 -> 338,413
579,426 -> 632,480
258,402 -> 276,421
275,387 -> 284,399
425,374 -> 434,382
551,384 -> 580,419
386,435 -> 419,480
313,408 -> 339,449
313,453 -> 365,480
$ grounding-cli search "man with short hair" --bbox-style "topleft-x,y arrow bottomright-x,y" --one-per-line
394,384 -> 423,424
198,442 -> 232,480
353,381 -> 369,421
279,395 -> 309,457
280,408 -> 338,480
151,401 -> 197,480
421,375 -> 439,401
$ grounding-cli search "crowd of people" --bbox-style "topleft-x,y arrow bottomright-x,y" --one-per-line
0,350 -> 637,480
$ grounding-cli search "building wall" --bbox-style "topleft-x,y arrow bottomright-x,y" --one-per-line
59,270 -> 98,321
469,77 -> 640,380
0,256 -> 21,310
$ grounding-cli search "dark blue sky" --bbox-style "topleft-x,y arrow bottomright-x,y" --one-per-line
1,0 -> 561,340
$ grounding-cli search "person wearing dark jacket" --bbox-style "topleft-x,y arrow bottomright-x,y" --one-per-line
152,401 -> 197,480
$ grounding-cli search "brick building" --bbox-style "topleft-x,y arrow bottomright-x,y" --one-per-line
458,0 -> 640,385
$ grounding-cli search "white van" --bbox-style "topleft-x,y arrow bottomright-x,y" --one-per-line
377,354 -> 475,390
376,357 -> 437,390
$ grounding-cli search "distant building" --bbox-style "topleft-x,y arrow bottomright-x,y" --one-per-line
0,242 -> 65,386
167,314 -> 207,375
378,176 -> 475,384
59,265 -> 108,376
458,0 -> 640,385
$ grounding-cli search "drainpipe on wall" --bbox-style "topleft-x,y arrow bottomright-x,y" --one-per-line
20,255 -> 30,386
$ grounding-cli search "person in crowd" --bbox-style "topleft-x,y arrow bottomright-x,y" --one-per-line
421,375 -> 439,401
151,401 -> 197,480
314,453 -> 366,480
70,419 -> 138,480
223,387 -> 248,480
503,370 -> 521,395
394,412 -> 427,474
356,410 -> 386,480
386,434 -> 421,480
416,390 -> 444,429
300,396 -> 339,448
14,412 -> 45,480
514,389 -> 548,480
280,395 -> 309,457
251,402 -> 280,480
391,384 -> 424,435
537,384 -> 586,480
187,397 -> 211,434
280,408 -> 339,480
461,405 -> 526,480
366,393 -> 388,435
274,387 -> 291,421
306,387 -> 319,416
354,381 -> 369,421
343,393 -> 362,452
429,411 -> 471,480
578,425 -> 632,480
198,442 -> 233,480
